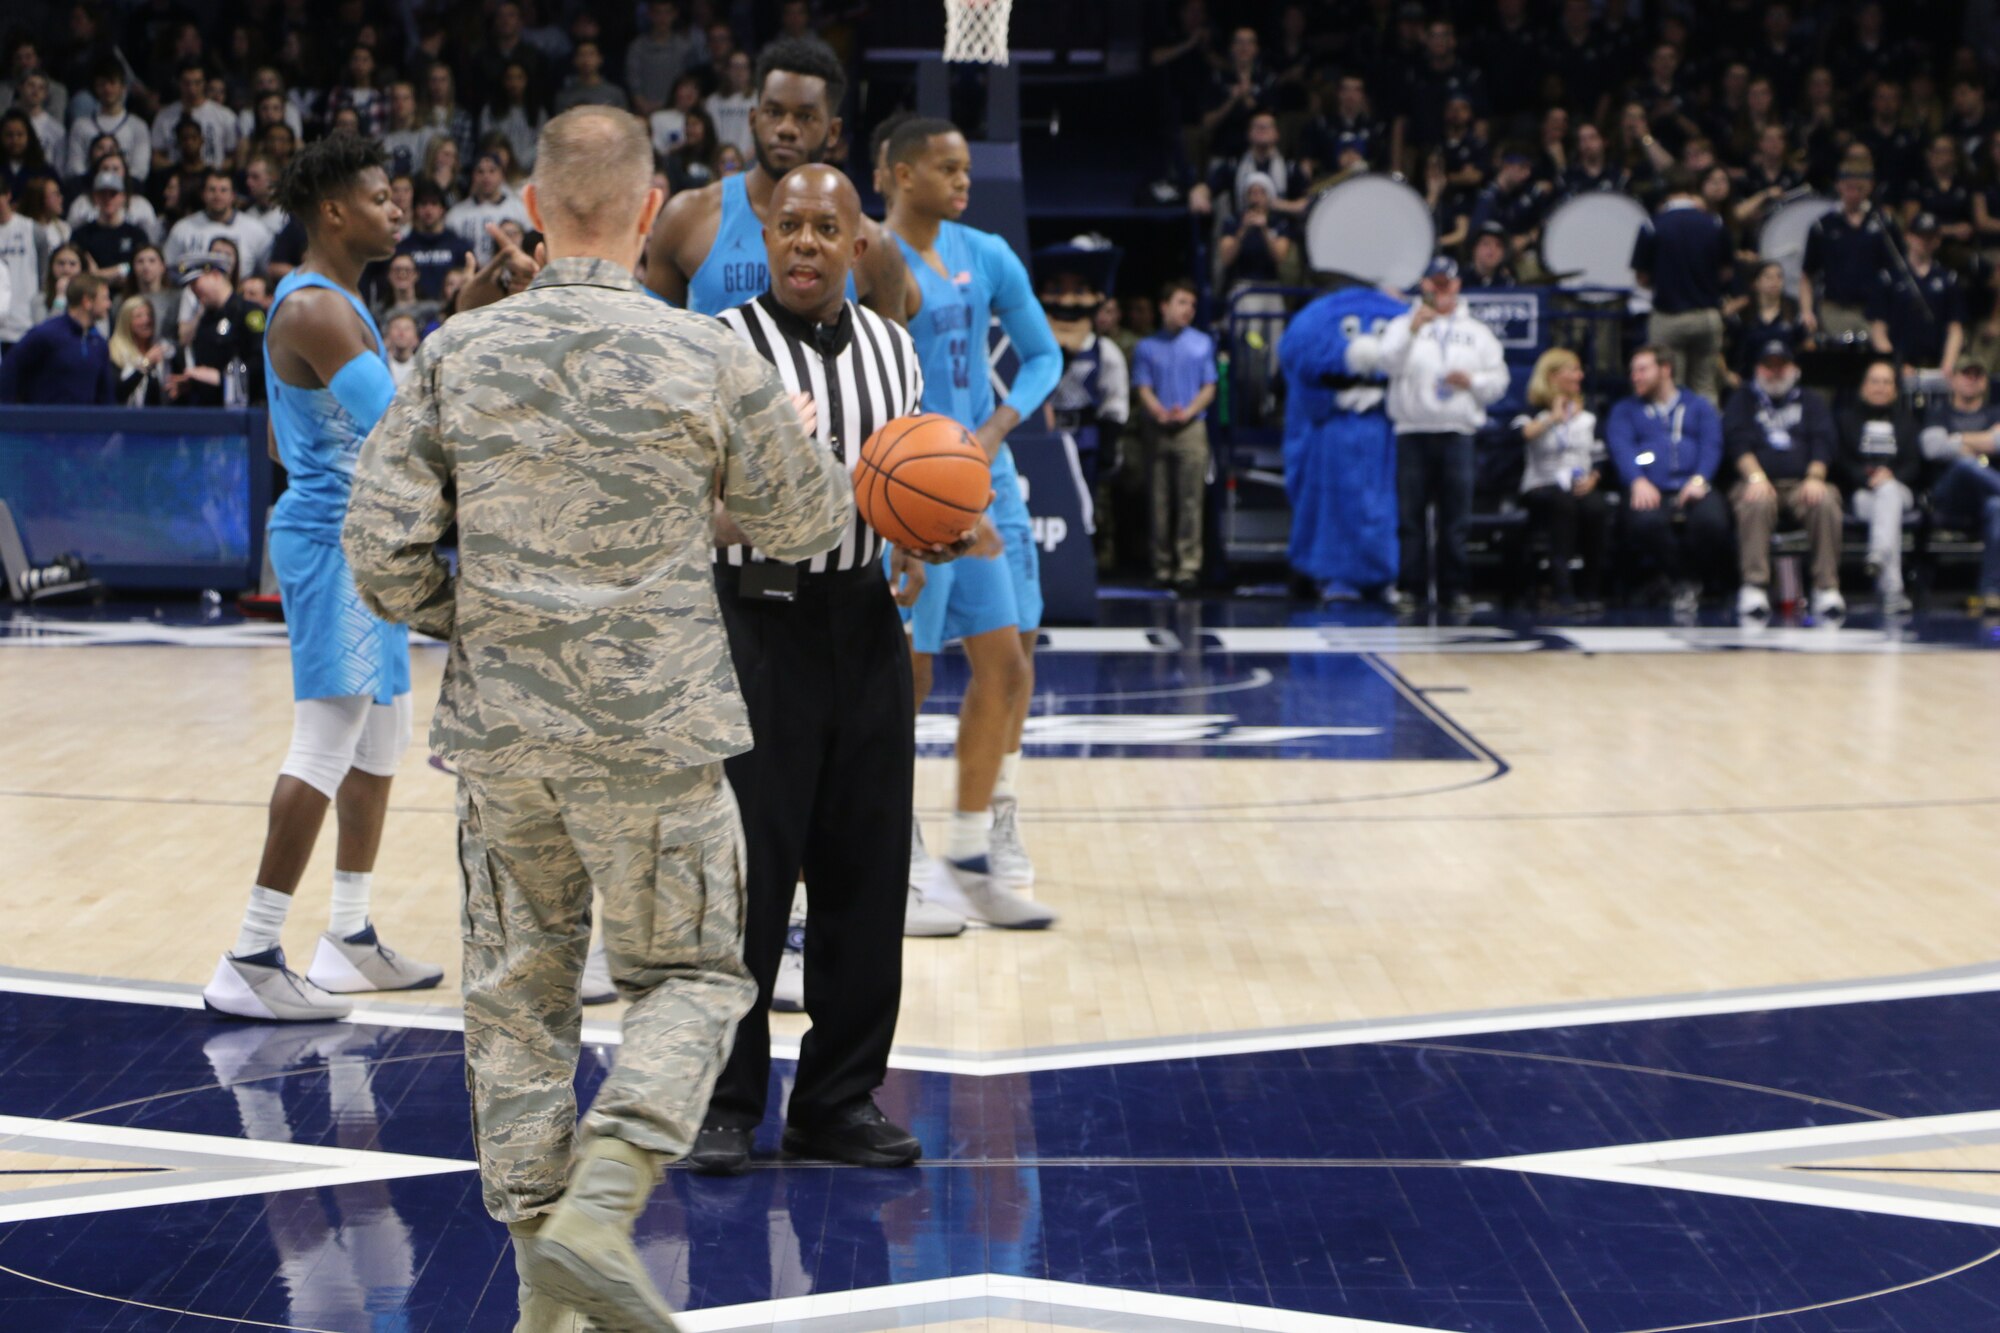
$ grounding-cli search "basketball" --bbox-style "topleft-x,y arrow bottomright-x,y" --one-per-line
855,413 -> 992,550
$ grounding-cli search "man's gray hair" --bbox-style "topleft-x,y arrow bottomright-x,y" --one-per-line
531,107 -> 653,237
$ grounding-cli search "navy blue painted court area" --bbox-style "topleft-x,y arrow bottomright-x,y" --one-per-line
919,650 -> 1480,761
6,981 -> 2000,1330
6,597 -> 2000,1329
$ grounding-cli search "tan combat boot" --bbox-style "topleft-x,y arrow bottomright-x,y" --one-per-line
505,1216 -> 590,1333
516,1136 -> 681,1333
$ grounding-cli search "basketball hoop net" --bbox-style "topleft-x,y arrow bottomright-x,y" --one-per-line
943,0 -> 1013,65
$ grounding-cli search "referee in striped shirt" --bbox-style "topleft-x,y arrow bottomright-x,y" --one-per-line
690,164 -> 942,1175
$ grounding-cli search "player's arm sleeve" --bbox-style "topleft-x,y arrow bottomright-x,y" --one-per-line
715,341 -> 853,562
328,351 -> 398,429
344,342 -> 457,639
987,238 -> 1062,419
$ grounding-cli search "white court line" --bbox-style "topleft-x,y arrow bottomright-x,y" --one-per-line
0,1113 -> 473,1224
1471,1109 -> 2000,1229
2,964 -> 1998,1076
676,1274 -> 1442,1332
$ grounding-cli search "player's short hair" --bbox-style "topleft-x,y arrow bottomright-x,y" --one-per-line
870,109 -> 913,166
531,106 -> 652,239
277,132 -> 388,224
754,36 -> 848,113
888,116 -> 961,167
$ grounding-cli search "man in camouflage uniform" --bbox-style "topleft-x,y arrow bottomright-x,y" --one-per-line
344,106 -> 852,1333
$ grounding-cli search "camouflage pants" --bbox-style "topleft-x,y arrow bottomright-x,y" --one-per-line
456,764 -> 756,1223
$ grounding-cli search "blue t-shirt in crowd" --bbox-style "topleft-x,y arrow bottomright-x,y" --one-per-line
1802,205 -> 1901,307
1630,202 -> 1730,314
1132,324 -> 1220,419
395,228 -> 474,300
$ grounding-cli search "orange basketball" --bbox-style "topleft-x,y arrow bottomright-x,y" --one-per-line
855,413 -> 992,550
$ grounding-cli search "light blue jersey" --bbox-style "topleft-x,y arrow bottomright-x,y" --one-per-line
686,172 -> 857,316
263,270 -> 409,703
893,220 -> 1062,649
266,272 -> 385,541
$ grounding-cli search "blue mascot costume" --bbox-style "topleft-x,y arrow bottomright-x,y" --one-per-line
1279,284 -> 1409,599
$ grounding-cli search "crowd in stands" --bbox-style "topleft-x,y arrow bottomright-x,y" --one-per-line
1,0 -> 1997,615
1149,0 -> 2000,614
0,0 -> 835,408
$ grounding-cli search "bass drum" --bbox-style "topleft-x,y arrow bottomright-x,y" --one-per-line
1304,174 -> 1436,290
1540,192 -> 1651,290
1759,194 -> 1838,290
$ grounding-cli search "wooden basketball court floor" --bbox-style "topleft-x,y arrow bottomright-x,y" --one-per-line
3,601 -> 2000,1331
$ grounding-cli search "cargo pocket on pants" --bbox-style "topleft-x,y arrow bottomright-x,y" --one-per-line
457,789 -> 506,948
649,818 -> 744,965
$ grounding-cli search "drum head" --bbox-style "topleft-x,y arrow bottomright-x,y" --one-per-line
1540,193 -> 1651,289
1759,195 -> 1838,291
1304,175 -> 1436,289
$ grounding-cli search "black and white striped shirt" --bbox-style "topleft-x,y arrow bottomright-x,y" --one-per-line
716,293 -> 923,572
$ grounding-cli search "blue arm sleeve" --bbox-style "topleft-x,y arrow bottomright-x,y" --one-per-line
985,236 -> 1062,420
328,351 -> 399,430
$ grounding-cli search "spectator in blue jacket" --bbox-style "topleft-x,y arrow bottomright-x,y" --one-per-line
0,271 -> 116,404
1722,340 -> 1844,622
1605,343 -> 1732,612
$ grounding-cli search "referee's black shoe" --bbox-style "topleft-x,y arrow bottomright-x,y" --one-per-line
686,1123 -> 753,1176
782,1101 -> 922,1168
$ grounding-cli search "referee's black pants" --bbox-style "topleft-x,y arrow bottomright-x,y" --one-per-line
704,563 -> 915,1131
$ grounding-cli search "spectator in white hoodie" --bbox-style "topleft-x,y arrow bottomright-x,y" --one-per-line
1377,256 -> 1509,615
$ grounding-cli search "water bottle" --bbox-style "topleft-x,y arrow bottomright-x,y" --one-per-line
1216,348 -> 1232,427
224,357 -> 248,408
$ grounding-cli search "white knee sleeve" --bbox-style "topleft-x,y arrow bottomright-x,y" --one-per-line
351,693 -> 414,778
279,695 -> 374,799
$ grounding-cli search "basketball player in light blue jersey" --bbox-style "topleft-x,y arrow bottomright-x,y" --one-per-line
885,116 -> 1062,929
646,37 -> 908,321
202,136 -> 449,1021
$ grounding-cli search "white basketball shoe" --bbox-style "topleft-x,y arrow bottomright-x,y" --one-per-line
304,924 -> 445,994
905,818 -> 967,937
988,796 -> 1035,888
203,949 -> 354,1022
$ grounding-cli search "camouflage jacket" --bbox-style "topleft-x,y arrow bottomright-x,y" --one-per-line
343,255 -> 853,777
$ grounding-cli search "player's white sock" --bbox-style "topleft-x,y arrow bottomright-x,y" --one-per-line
948,809 -> 994,863
329,870 -> 372,940
994,752 -> 1022,801
233,885 -> 292,958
